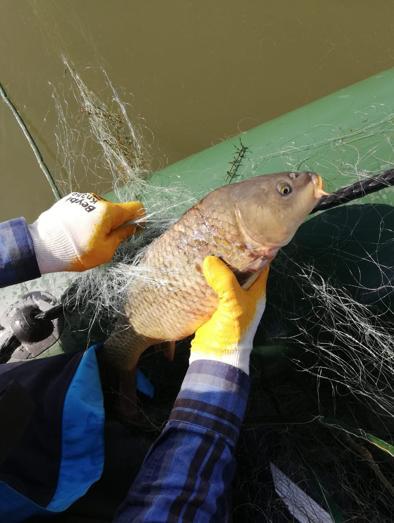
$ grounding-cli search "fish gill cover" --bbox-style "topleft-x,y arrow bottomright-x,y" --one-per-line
53,60 -> 393,522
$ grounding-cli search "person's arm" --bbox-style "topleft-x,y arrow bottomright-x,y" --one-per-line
0,192 -> 144,288
114,256 -> 269,523
0,218 -> 40,288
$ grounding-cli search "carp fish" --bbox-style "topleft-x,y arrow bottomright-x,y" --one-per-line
104,171 -> 326,371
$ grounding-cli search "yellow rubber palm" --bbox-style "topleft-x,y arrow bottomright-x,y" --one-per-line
190,256 -> 270,374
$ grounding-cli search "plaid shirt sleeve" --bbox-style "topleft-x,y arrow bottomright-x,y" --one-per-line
114,360 -> 250,523
0,218 -> 41,288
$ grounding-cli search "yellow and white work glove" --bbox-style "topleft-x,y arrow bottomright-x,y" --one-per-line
190,256 -> 270,375
28,192 -> 144,274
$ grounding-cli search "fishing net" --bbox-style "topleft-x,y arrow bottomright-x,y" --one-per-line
53,58 -> 195,333
52,61 -> 393,522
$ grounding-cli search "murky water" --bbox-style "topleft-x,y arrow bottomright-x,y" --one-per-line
1,0 -> 393,222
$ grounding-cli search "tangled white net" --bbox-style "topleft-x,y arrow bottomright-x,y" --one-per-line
295,266 -> 393,416
53,58 -> 195,326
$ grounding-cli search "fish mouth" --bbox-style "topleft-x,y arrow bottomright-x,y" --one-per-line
311,174 -> 330,199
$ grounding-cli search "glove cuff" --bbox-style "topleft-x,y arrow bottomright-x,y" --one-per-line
28,220 -> 77,274
189,346 -> 250,375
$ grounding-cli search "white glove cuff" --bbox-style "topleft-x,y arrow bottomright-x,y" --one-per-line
189,346 -> 251,375
28,221 -> 77,274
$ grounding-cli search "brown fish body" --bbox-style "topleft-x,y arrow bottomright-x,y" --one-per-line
104,172 -> 324,369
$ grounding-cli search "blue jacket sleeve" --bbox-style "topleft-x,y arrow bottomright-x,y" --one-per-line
0,218 -> 40,288
114,360 -> 250,523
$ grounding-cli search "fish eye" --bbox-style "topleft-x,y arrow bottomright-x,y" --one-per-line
277,182 -> 293,196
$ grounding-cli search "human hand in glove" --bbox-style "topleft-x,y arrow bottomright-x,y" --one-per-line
28,192 -> 144,274
190,256 -> 270,375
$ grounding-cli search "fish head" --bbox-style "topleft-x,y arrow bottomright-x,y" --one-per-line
232,171 -> 326,261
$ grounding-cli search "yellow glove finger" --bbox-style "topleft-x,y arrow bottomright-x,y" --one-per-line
202,256 -> 269,316
108,201 -> 145,230
108,223 -> 138,247
202,255 -> 239,299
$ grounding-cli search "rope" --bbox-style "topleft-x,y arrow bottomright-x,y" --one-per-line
0,82 -> 61,200
311,169 -> 394,214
